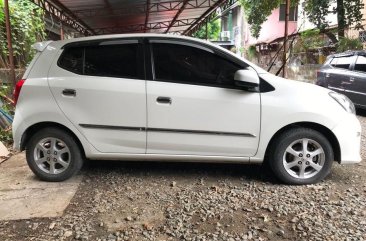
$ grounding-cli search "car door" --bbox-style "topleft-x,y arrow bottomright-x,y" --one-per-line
325,55 -> 354,95
48,39 -> 147,153
146,40 -> 261,157
346,55 -> 366,108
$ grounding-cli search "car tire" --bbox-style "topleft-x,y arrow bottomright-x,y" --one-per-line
269,128 -> 333,185
26,127 -> 83,182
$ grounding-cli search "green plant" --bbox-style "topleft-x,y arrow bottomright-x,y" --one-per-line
0,128 -> 12,145
0,83 -> 14,145
246,45 -> 257,60
192,19 -> 221,40
239,0 -> 364,43
300,29 -> 326,51
0,0 -> 46,68
337,37 -> 363,52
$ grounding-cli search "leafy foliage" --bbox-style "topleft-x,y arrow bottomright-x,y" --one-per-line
0,0 -> 46,68
192,20 -> 220,40
299,29 -> 326,51
305,0 -> 364,42
239,0 -> 364,43
239,0 -> 283,39
246,45 -> 258,60
337,37 -> 363,52
0,84 -> 14,145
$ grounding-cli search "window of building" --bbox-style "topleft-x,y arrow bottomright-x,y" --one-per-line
152,43 -> 243,88
279,4 -> 298,21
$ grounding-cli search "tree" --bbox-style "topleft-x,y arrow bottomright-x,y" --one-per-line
192,19 -> 220,40
0,0 -> 46,68
305,0 -> 364,44
239,0 -> 364,44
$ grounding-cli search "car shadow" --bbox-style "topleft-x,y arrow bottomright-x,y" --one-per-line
83,159 -> 279,184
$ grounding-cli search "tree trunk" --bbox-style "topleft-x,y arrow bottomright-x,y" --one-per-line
323,30 -> 338,44
337,0 -> 345,39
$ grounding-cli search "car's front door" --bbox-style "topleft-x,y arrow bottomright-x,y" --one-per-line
48,39 -> 146,153
146,40 -> 260,157
346,55 -> 366,108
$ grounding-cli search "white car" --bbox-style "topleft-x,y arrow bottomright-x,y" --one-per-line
12,34 -> 362,184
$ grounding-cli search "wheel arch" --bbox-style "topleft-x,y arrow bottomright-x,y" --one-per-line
20,122 -> 86,158
264,122 -> 341,164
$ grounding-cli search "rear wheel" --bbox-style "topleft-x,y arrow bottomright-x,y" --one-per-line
26,127 -> 83,182
269,128 -> 333,185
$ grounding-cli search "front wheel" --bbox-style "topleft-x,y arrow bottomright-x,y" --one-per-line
26,127 -> 83,182
269,128 -> 333,185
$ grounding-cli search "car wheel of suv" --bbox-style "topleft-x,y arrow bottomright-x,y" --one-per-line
269,128 -> 333,185
26,127 -> 83,182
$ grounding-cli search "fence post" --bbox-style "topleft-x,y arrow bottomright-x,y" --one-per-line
4,0 -> 16,88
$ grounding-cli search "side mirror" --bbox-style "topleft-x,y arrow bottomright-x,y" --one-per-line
234,68 -> 260,89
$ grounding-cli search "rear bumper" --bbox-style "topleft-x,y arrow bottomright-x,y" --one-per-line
332,114 -> 362,164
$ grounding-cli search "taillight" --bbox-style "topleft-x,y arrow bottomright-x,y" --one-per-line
13,79 -> 26,105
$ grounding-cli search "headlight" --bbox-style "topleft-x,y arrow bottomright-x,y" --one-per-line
329,92 -> 356,114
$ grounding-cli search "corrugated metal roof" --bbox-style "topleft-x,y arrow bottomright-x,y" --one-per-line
50,0 -> 229,35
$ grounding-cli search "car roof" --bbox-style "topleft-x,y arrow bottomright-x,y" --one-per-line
53,33 -> 209,48
330,50 -> 366,58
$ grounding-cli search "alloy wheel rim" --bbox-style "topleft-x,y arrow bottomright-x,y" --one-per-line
33,137 -> 71,175
282,138 -> 325,179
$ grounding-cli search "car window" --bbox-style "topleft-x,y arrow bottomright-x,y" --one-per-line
152,43 -> 242,88
330,56 -> 352,70
354,56 -> 366,73
84,44 -> 139,79
58,47 -> 83,74
58,43 -> 140,79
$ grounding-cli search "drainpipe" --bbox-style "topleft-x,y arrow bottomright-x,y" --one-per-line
4,0 -> 16,88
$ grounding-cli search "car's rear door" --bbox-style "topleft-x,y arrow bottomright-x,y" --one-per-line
347,55 -> 366,108
326,55 -> 354,95
145,39 -> 260,157
48,39 -> 147,153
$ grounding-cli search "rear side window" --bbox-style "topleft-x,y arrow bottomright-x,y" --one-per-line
330,56 -> 352,70
354,56 -> 366,73
58,43 -> 141,79
58,47 -> 83,74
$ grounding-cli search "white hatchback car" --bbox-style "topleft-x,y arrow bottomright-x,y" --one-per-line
13,34 -> 361,184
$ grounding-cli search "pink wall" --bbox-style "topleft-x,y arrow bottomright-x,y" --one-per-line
245,8 -> 297,46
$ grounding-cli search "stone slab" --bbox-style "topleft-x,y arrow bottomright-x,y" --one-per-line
0,153 -> 82,220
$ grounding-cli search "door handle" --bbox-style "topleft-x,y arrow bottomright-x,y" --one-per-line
326,73 -> 330,78
62,89 -> 76,97
156,96 -> 172,104
350,77 -> 355,82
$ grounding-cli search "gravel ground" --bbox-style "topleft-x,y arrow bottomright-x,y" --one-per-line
1,112 -> 366,241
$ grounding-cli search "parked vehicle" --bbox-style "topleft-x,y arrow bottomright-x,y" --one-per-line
12,34 -> 361,184
316,51 -> 366,109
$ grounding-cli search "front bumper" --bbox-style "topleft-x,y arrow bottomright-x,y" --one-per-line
332,114 -> 362,164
